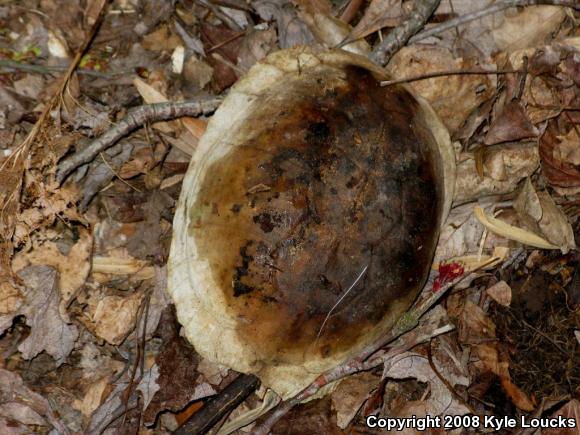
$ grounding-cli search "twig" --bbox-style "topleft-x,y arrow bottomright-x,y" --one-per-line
55,98 -> 222,184
253,270 -> 476,435
174,374 -> 260,435
369,0 -> 441,65
409,0 -> 580,45
380,68 -> 521,86
0,59 -> 126,78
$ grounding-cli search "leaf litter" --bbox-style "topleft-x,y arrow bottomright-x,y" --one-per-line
0,0 -> 578,433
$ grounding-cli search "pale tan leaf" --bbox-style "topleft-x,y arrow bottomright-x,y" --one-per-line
92,291 -> 144,345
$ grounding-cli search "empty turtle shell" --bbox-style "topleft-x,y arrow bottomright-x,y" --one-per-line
168,46 -> 455,399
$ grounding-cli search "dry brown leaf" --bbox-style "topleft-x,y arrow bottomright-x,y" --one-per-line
347,0 -> 402,42
142,24 -> 182,52
183,56 -> 214,89
331,372 -> 378,429
493,6 -> 567,53
554,129 -> 580,166
540,122 -> 580,188
484,101 -> 538,145
16,265 -> 79,365
388,45 -> 495,134
72,377 -> 110,418
486,281 -> 512,306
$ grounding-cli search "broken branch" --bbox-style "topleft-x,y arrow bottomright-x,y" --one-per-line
369,0 -> 441,65
55,98 -> 222,184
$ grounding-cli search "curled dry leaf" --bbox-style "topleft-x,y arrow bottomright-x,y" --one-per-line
294,3 -> 370,55
474,206 -> 559,250
514,179 -> 576,253
346,0 -> 402,44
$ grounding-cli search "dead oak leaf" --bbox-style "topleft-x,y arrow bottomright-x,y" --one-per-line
16,265 -> 79,366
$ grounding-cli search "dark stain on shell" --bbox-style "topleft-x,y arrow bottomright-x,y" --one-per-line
190,66 -> 442,365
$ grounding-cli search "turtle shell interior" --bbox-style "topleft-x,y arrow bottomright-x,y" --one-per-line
189,65 -> 442,365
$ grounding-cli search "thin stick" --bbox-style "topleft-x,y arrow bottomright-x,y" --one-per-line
174,374 -> 260,435
0,59 -> 126,78
369,0 -> 441,65
409,0 -> 580,45
55,98 -> 222,184
380,68 -> 521,86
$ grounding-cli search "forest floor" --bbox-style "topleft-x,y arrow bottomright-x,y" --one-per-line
0,0 -> 578,434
